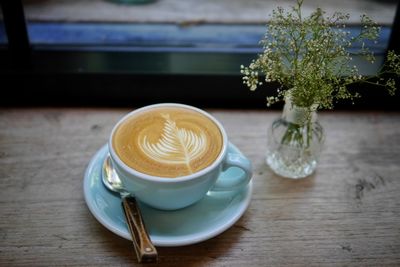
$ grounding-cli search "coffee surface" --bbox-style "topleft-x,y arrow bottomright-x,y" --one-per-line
112,106 -> 223,177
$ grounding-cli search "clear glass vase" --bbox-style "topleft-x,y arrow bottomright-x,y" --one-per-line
265,98 -> 325,179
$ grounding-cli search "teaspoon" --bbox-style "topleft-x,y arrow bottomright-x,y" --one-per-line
102,155 -> 158,263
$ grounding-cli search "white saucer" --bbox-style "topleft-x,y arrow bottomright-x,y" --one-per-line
83,143 -> 252,247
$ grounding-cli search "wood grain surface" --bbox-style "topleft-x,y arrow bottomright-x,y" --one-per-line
0,108 -> 399,266
23,0 -> 396,25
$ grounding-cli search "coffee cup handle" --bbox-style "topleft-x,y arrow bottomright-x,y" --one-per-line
211,153 -> 253,192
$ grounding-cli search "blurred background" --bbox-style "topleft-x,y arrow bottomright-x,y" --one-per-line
20,0 -> 398,24
0,0 -> 399,108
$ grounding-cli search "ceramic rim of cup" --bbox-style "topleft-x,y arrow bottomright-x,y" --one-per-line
108,103 -> 228,183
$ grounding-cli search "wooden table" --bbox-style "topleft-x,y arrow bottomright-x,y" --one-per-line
1,108 -> 399,266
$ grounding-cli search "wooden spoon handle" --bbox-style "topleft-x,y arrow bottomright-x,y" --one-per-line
122,196 -> 158,263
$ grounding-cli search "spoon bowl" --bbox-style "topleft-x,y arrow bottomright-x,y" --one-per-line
102,156 -> 125,193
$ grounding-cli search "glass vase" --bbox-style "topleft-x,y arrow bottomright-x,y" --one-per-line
265,98 -> 325,179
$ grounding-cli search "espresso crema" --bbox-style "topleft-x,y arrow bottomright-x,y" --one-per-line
112,106 -> 223,177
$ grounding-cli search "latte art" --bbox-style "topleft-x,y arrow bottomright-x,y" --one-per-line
140,114 -> 207,174
112,106 -> 223,177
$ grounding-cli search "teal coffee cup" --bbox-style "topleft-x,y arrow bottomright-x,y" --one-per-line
108,103 -> 253,210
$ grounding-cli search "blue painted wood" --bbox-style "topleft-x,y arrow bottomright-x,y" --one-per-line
0,22 -> 391,53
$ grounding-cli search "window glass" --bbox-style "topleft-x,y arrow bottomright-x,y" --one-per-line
21,0 -> 397,50
0,5 -> 8,44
